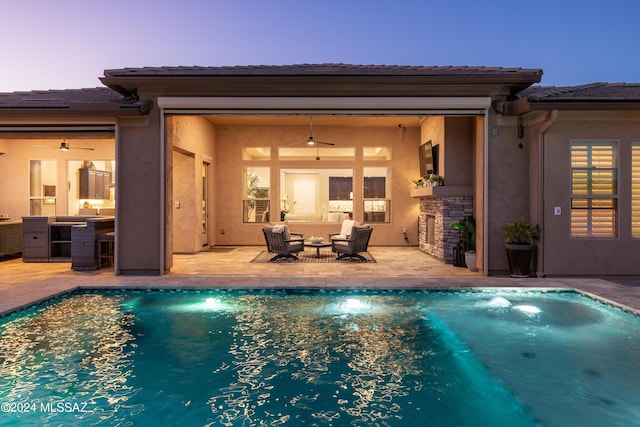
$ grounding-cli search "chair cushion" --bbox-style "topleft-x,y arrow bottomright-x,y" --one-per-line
288,241 -> 303,251
272,224 -> 286,233
333,241 -> 350,252
272,224 -> 292,240
332,219 -> 356,239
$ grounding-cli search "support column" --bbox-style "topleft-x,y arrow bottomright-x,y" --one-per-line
115,105 -> 165,275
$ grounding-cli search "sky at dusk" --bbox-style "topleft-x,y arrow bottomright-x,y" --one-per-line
1,0 -> 638,92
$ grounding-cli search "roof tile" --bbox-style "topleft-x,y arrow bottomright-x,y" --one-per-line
520,83 -> 640,102
102,63 -> 542,78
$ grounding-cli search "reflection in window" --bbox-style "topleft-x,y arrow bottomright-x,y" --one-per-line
29,160 -> 57,216
281,168 -> 353,222
243,167 -> 270,223
364,167 -> 390,223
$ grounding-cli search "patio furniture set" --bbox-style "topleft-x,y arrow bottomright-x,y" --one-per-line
262,220 -> 373,262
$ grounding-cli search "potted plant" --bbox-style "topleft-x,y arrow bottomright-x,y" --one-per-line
451,216 -> 477,271
410,178 -> 425,188
429,174 -> 444,186
503,217 -> 540,277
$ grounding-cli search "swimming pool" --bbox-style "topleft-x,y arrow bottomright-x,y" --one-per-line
0,288 -> 638,426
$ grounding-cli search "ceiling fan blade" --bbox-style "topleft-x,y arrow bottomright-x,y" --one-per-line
72,147 -> 96,150
289,117 -> 336,146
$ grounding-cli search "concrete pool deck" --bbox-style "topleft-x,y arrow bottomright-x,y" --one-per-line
1,246 -> 639,315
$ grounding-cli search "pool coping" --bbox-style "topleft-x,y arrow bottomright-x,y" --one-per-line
2,275 -> 638,318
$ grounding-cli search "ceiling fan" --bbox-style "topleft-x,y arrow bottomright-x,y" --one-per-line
291,117 -> 335,146
35,141 -> 95,151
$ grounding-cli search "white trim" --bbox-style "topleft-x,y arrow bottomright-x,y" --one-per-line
157,96 -> 492,111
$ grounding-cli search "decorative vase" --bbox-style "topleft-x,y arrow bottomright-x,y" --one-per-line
464,251 -> 477,272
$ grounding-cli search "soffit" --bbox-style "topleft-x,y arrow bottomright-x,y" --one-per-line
101,64 -> 542,98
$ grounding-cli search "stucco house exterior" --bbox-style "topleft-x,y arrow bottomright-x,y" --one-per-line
0,64 -> 638,277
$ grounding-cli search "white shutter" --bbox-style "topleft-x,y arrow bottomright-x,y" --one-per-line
632,143 -> 640,238
571,142 -> 617,238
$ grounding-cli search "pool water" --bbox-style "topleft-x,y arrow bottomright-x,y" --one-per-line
0,289 -> 638,427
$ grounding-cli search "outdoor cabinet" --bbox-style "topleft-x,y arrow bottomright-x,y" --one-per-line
79,168 -> 111,199
22,216 -> 49,262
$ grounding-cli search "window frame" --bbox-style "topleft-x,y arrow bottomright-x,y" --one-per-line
242,166 -> 271,223
632,141 -> 640,238
363,168 -> 391,223
570,140 -> 618,239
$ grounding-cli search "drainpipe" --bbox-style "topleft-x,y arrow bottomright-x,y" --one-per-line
536,110 -> 558,278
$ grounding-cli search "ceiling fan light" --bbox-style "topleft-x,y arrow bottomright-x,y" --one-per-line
60,142 -> 69,152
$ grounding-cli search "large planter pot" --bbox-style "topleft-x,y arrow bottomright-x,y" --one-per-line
505,243 -> 533,278
464,251 -> 478,272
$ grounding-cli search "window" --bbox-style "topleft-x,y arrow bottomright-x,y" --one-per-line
243,167 -> 270,223
363,146 -> 391,160
243,147 -> 270,160
363,167 -> 391,223
29,160 -> 57,216
280,168 -> 353,222
570,141 -> 618,238
632,142 -> 640,238
278,147 -> 355,161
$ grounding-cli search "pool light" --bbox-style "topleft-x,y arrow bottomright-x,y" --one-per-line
205,298 -> 223,309
514,305 -> 541,316
340,298 -> 371,314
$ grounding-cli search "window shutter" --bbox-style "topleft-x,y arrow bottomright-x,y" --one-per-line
570,142 -> 617,238
632,143 -> 640,238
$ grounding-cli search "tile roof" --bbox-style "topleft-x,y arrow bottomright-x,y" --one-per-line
519,83 -> 640,102
0,87 -> 151,116
102,63 -> 543,78
0,87 -> 124,108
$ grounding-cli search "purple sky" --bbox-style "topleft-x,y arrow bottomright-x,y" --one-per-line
1,0 -> 638,92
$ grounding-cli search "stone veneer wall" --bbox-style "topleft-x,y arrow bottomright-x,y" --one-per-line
418,196 -> 473,263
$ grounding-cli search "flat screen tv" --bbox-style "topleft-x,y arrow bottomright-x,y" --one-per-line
419,140 -> 435,177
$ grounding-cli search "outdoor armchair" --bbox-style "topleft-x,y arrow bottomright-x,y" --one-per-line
328,219 -> 356,240
262,224 -> 305,262
331,225 -> 373,261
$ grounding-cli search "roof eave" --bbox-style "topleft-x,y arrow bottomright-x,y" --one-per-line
526,101 -> 640,111
0,100 -> 152,117
100,73 -> 542,98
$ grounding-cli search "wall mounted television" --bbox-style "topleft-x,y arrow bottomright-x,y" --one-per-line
419,140 -> 435,177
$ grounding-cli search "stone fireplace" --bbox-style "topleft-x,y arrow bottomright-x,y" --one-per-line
411,186 -> 473,263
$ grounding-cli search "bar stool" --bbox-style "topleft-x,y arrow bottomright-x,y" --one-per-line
97,232 -> 115,268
